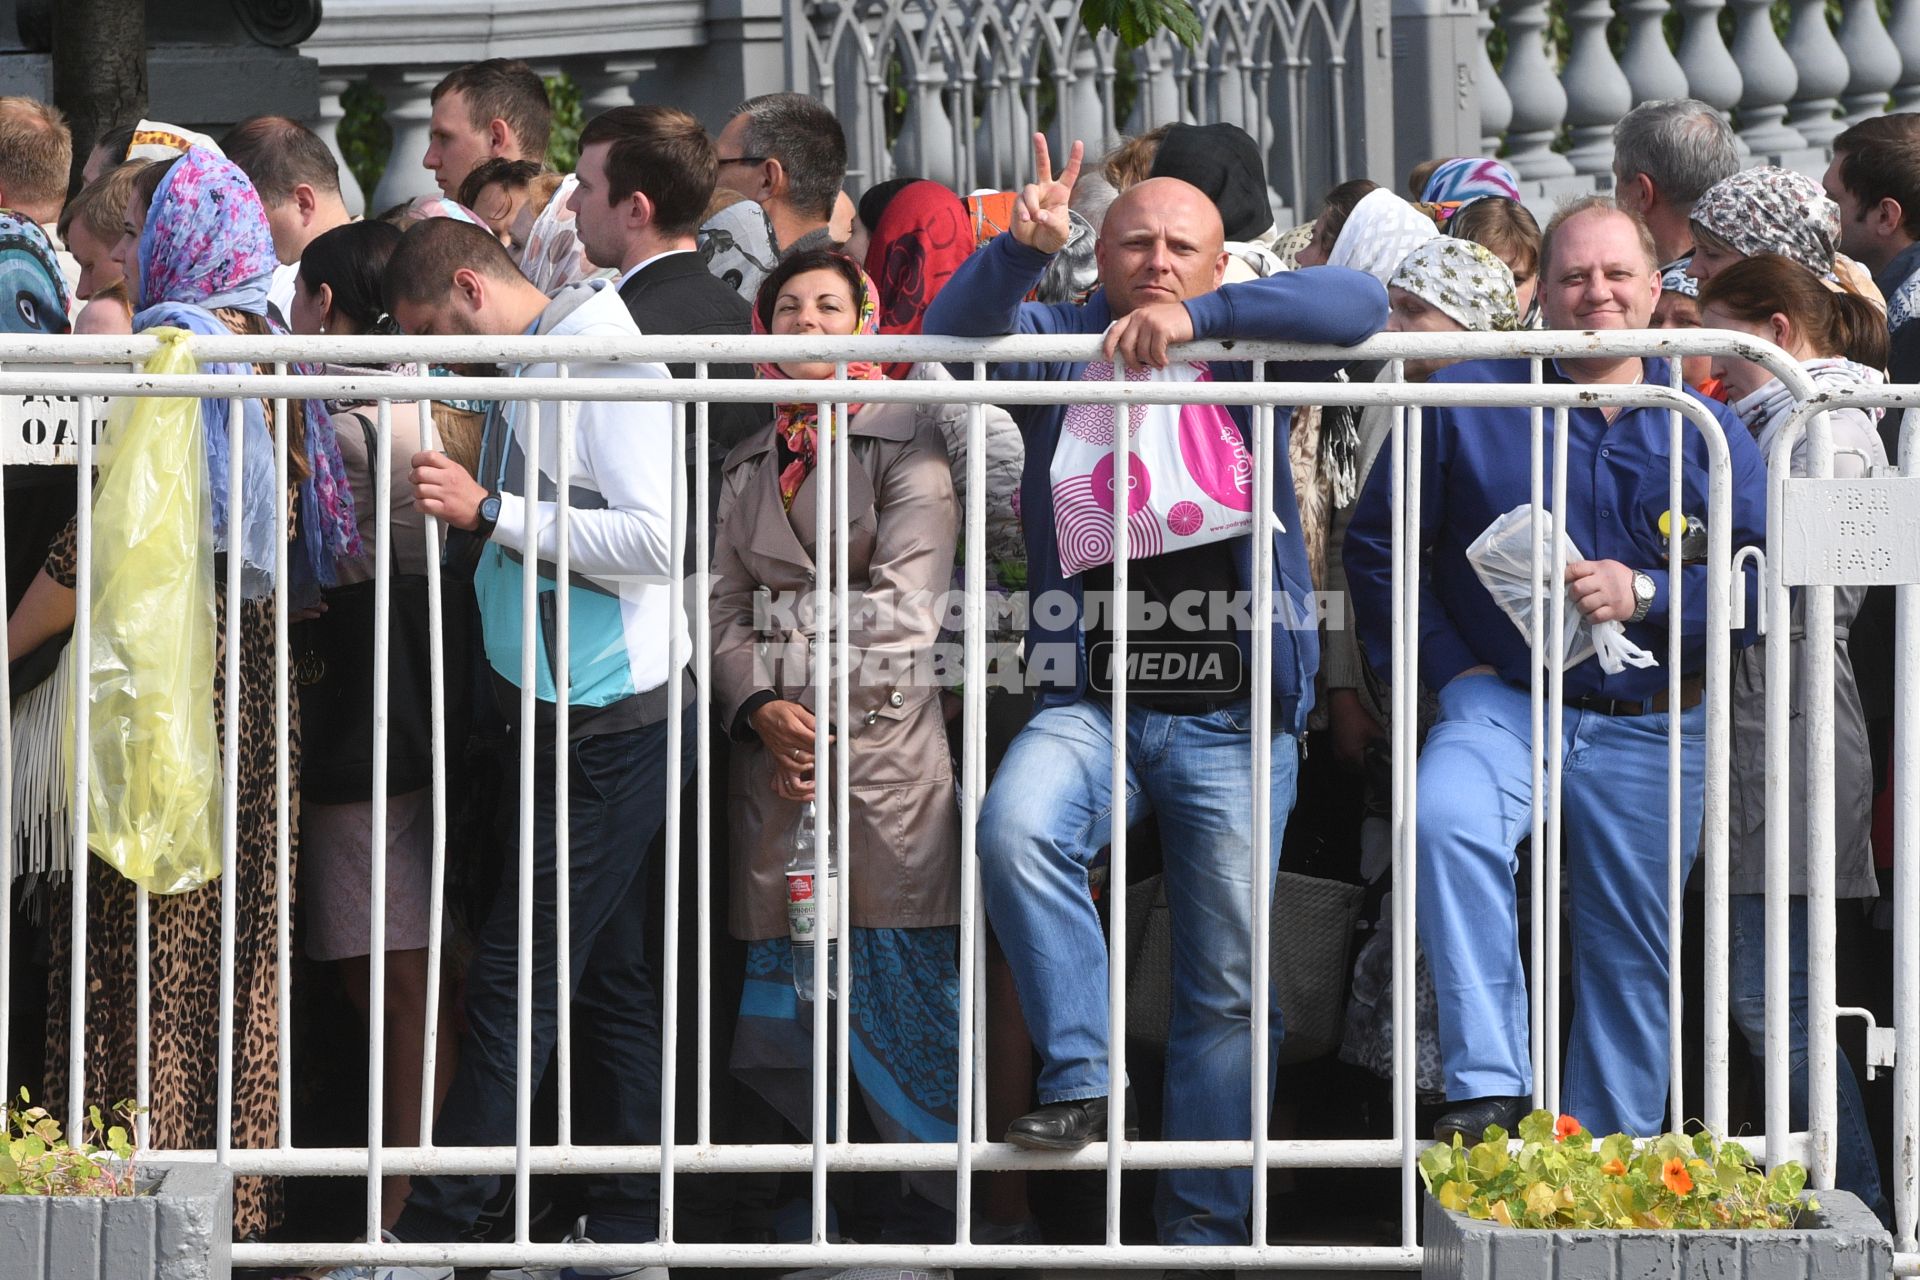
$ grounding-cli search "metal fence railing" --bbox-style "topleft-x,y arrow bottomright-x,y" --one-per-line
0,330 -> 1908,1273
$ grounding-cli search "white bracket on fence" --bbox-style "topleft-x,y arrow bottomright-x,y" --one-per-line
1730,546 -> 1767,634
1777,476 -> 1920,587
1838,1006 -> 1897,1080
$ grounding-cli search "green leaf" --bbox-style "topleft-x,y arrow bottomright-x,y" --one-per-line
1517,1110 -> 1556,1144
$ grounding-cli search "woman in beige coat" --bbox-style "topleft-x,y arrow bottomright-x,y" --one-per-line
710,248 -> 963,1235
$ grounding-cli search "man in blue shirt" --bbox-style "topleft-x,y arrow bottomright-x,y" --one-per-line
1345,197 -> 1767,1143
925,134 -> 1387,1246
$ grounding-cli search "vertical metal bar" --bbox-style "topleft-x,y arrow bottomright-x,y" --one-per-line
418,401 -> 450,1146
366,398 -> 395,1239
1893,408 -> 1919,1249
833,382 -> 852,1144
1543,406 -> 1570,1115
1764,420 -> 1794,1162
1698,397 -> 1735,1144
555,376 -> 575,1151
659,396 -> 688,1240
1249,379 -> 1275,1252
1105,356 -> 1129,1249
67,382 -> 93,1139
1806,405 -> 1839,1190
218,396 -> 244,1165
1694,360 -> 1731,1135
694,367 -> 714,1146
1527,363 -> 1547,1109
954,386 -> 988,1241
1667,381 -> 1686,1128
809,387 -> 832,1246
1396,395 -> 1425,1246
514,396 -> 541,1243
273,378 -> 291,1150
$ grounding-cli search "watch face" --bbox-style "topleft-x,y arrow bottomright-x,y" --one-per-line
481,497 -> 501,522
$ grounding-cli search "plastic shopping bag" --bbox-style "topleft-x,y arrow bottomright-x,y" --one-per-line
82,328 -> 220,894
1465,505 -> 1657,676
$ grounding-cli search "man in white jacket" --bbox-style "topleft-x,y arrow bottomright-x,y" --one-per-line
352,217 -> 690,1278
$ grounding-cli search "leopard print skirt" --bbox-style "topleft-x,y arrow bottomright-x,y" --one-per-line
42,521 -> 298,1240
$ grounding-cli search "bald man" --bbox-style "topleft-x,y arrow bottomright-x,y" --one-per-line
925,136 -> 1387,1247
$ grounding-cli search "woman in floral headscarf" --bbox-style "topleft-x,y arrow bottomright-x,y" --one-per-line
709,247 -> 965,1235
1687,165 -> 1886,306
7,147 -> 355,1239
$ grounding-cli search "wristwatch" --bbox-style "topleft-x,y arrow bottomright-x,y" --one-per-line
1629,571 -> 1656,623
474,491 -> 502,540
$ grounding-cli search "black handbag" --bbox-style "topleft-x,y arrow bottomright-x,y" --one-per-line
295,410 -> 447,804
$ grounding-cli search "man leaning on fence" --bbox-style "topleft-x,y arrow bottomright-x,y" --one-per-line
923,132 -> 1388,1247
321,217 -> 691,1279
1344,197 -> 1768,1144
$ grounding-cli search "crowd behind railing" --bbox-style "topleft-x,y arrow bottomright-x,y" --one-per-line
0,62 -> 1915,1277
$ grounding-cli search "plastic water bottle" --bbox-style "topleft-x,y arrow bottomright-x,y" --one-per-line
786,801 -> 839,1002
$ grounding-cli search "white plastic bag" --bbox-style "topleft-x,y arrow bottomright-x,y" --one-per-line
1465,505 -> 1658,676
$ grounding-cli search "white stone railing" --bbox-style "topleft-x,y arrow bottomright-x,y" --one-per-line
300,0 -> 1920,226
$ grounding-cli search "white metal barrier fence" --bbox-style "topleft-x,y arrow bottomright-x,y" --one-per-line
0,330 -> 1902,1273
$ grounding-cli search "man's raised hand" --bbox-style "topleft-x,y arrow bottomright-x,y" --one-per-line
1013,132 -> 1084,255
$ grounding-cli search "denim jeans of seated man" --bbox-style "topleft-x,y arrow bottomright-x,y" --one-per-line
1728,894 -> 1890,1226
1414,672 -> 1705,1138
394,704 -> 694,1246
977,697 -> 1298,1246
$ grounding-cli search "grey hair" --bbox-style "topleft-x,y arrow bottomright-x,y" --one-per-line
1611,98 -> 1740,207
730,92 -> 847,222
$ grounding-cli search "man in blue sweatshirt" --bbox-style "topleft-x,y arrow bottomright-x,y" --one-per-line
924,134 -> 1387,1247
1345,197 -> 1767,1144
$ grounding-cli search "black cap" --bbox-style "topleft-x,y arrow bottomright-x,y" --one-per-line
1147,123 -> 1271,242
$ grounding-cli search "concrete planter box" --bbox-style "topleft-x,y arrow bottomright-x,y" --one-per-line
0,1161 -> 231,1279
1423,1187 -> 1891,1280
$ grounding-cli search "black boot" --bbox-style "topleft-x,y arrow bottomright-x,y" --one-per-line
1432,1094 -> 1531,1145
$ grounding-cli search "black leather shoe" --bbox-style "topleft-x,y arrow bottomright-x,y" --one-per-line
1433,1094 -> 1531,1145
1006,1090 -> 1139,1151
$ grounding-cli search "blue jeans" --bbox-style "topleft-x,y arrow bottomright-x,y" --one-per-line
977,697 -> 1298,1246
1415,674 -> 1704,1136
1728,894 -> 1890,1225
395,705 -> 693,1245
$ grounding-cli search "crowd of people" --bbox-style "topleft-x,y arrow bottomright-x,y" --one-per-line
0,62 -> 1914,1277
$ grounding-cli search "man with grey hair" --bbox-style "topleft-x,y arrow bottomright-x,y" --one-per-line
1611,98 -> 1741,270
712,92 -> 847,257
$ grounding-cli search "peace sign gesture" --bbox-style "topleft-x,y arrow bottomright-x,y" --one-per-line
1013,131 -> 1084,255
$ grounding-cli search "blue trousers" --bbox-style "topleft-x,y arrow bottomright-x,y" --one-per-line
977,697 -> 1298,1246
1728,894 -> 1890,1225
1415,674 -> 1703,1137
395,706 -> 693,1245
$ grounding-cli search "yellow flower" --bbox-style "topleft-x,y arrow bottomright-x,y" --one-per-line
1602,1158 -> 1627,1177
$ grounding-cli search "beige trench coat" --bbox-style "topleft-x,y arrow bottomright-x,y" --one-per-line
711,400 -> 961,940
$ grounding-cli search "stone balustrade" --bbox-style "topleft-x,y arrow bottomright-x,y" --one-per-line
299,0 -> 1920,231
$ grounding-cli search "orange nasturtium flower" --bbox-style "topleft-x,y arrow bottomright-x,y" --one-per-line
1554,1114 -> 1580,1141
1661,1157 -> 1693,1195
1602,1158 -> 1627,1177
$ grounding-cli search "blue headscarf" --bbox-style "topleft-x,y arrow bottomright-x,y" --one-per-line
134,147 -> 359,598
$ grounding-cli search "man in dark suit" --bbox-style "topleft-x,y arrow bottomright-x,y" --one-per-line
569,104 -> 767,524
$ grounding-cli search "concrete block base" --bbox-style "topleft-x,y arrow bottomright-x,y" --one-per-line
0,1161 -> 232,1280
1422,1188 -> 1891,1280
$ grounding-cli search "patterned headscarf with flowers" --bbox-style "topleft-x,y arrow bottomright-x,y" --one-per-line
751,254 -> 888,510
1690,167 -> 1839,279
1389,237 -> 1520,332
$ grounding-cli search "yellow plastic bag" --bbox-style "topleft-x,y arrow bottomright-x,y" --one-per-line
83,328 -> 219,893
